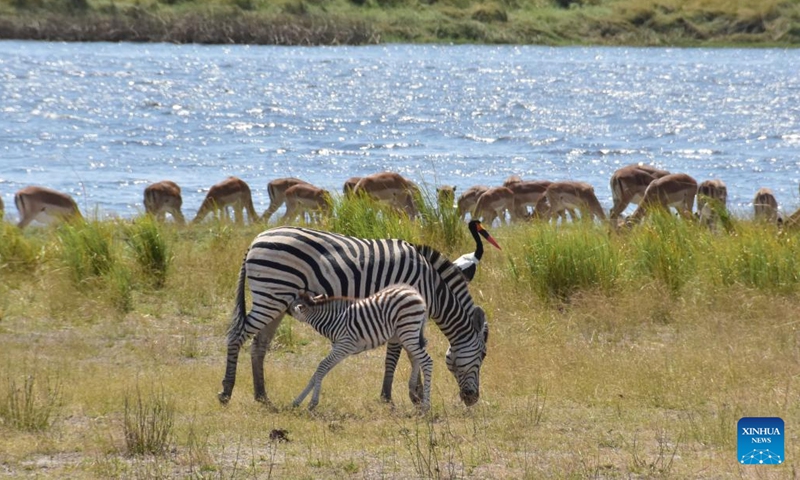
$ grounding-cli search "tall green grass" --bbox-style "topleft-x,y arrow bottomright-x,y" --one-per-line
519,221 -> 620,301
57,220 -> 117,284
0,221 -> 41,272
502,211 -> 800,301
125,215 -> 172,289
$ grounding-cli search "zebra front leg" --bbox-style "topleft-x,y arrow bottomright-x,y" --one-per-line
250,315 -> 284,404
293,345 -> 348,410
381,341 -> 403,402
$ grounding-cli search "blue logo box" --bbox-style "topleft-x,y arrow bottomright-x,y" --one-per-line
738,417 -> 784,465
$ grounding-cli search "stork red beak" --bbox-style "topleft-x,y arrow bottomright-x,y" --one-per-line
477,224 -> 502,250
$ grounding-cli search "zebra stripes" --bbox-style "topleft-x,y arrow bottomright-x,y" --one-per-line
288,284 -> 433,411
218,226 -> 488,407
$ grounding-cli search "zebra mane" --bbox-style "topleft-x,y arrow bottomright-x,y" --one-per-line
413,244 -> 468,289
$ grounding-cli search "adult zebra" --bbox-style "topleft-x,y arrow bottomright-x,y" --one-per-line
218,226 -> 489,407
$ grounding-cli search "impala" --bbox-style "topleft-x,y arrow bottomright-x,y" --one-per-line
609,164 -> 671,220
506,180 -> 551,220
352,172 -> 420,217
280,183 -> 332,223
261,177 -> 310,223
785,184 -> 800,228
436,185 -> 457,211
473,186 -> 515,226
696,179 -> 728,229
627,173 -> 698,223
192,176 -> 259,225
502,175 -> 523,187
535,181 -> 606,222
14,185 -> 82,229
753,188 -> 779,224
342,177 -> 361,197
143,180 -> 185,224
457,185 -> 489,220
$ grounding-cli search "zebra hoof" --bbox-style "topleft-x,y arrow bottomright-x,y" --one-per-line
217,392 -> 231,405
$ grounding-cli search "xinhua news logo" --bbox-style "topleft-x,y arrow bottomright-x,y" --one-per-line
738,417 -> 784,465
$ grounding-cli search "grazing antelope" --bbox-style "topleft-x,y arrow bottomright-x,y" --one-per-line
342,177 -> 361,197
352,172 -> 420,218
143,180 -> 185,224
280,184 -> 332,224
784,184 -> 800,228
192,176 -> 259,225
288,285 -> 433,411
436,185 -> 457,211
457,185 -> 489,220
261,177 -> 310,223
535,181 -> 606,223
14,186 -> 82,229
627,173 -> 698,224
753,188 -> 779,224
609,164 -> 671,220
473,186 -> 515,226
696,179 -> 728,230
502,175 -> 523,187
506,180 -> 552,220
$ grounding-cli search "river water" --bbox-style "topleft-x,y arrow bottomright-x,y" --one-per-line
1,41 -> 799,221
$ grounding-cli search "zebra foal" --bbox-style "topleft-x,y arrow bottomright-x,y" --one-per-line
289,284 -> 433,411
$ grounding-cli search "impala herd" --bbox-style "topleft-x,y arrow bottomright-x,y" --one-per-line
3,164 -> 800,231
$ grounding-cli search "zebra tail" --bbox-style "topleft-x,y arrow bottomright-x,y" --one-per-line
226,253 -> 249,345
418,328 -> 427,350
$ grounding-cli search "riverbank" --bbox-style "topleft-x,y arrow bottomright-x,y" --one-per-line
0,0 -> 798,46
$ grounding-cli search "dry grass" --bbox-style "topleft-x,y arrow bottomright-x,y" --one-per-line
0,214 -> 798,478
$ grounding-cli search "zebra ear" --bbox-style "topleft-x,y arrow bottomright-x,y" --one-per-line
471,306 -> 487,335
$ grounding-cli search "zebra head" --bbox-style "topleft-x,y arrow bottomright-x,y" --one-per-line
445,305 -> 488,406
288,291 -> 327,322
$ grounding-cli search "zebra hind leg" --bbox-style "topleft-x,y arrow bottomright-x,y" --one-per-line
294,345 -> 348,411
381,341 -> 403,402
406,350 -> 433,412
250,314 -> 286,404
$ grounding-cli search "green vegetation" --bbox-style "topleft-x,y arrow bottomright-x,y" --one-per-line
0,0 -> 798,45
1,197 -> 799,477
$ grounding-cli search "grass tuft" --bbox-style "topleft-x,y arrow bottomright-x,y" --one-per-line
57,220 -> 117,284
0,363 -> 63,432
123,385 -> 175,456
125,215 -> 172,289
